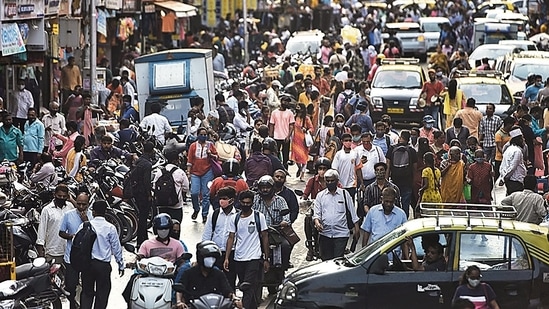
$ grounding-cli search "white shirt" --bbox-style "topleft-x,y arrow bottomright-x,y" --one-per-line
234,113 -> 251,134
30,162 -> 58,188
152,163 -> 189,209
228,212 -> 267,261
334,71 -> 349,83
12,89 -> 34,119
354,144 -> 386,180
123,82 -> 135,99
332,149 -> 362,188
312,188 -> 358,238
265,87 -> 280,111
140,113 -> 172,144
202,206 -> 238,251
42,113 -> 66,147
37,201 -> 75,256
500,144 -> 527,182
226,96 -> 239,115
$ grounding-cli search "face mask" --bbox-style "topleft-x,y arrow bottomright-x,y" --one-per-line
54,198 -> 66,207
375,170 -> 385,179
197,135 -> 207,142
411,136 -> 418,144
274,181 -> 284,188
425,123 -> 433,129
157,229 -> 170,239
326,181 -> 338,191
259,188 -> 273,198
475,158 -> 485,164
343,141 -> 352,149
352,136 -> 361,142
203,256 -> 216,268
240,205 -> 252,213
219,198 -> 232,208
336,122 -> 344,128
18,85 -> 25,90
468,278 -> 480,288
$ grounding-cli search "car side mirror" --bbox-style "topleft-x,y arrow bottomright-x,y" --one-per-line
369,254 -> 389,275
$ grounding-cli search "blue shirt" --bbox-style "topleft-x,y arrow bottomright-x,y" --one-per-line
23,120 -> 45,153
373,135 -> 390,156
85,216 -> 124,270
346,113 -> 374,134
0,125 -> 23,162
122,106 -> 139,122
531,118 -> 546,137
59,209 -> 93,263
361,204 -> 407,245
524,84 -> 543,102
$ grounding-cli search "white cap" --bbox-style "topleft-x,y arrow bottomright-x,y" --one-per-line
208,110 -> 219,119
271,80 -> 282,88
509,128 -> 523,138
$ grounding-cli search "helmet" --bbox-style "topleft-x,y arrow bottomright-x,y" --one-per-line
257,175 -> 275,197
196,240 -> 221,267
249,60 -> 258,69
221,123 -> 237,142
314,157 -> 332,170
222,158 -> 240,176
152,213 -> 173,234
262,137 -> 277,152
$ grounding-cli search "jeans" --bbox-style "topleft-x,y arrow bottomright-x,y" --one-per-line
424,106 -> 440,129
318,235 -> 348,261
234,259 -> 262,309
191,169 -> 214,217
483,146 -> 496,163
81,260 -> 112,309
399,185 -> 412,219
275,139 -> 290,170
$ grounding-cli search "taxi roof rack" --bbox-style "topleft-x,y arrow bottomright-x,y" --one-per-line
420,203 -> 517,231
381,58 -> 420,65
453,70 -> 503,79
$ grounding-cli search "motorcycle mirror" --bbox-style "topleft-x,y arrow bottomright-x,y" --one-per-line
32,257 -> 46,268
280,209 -> 290,217
181,253 -> 193,260
294,189 -> 303,196
27,250 -> 38,259
124,244 -> 136,253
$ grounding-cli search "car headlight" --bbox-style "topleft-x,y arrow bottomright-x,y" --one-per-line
417,35 -> 425,42
410,98 -> 418,107
279,282 -> 298,301
372,97 -> 383,108
146,263 -> 167,276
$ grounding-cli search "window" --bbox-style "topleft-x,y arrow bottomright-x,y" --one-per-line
458,233 -> 530,271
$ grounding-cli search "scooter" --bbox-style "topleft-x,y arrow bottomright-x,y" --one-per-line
125,244 -> 192,309
172,282 -> 247,309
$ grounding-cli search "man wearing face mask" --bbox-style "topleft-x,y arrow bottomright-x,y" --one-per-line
332,133 -> 363,203
273,170 -> 299,223
363,162 -> 401,216
419,115 -> 438,145
42,101 -> 66,152
361,187 -> 407,246
11,79 -> 34,133
372,121 -> 391,156
176,241 -> 239,309
524,74 -> 543,104
37,184 -> 75,262
22,108 -> 44,167
269,96 -> 295,169
421,69 -> 445,128
313,169 -> 359,260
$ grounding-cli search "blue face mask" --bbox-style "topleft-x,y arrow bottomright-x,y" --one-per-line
475,158 -> 484,164
197,135 -> 207,142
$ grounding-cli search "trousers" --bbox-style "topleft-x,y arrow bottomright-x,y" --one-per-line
81,259 -> 112,309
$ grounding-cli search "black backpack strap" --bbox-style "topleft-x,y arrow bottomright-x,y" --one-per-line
254,210 -> 264,256
211,208 -> 221,237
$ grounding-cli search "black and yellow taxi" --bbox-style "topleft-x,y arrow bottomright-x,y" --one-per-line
275,205 -> 549,309
370,58 -> 426,124
453,70 -> 514,118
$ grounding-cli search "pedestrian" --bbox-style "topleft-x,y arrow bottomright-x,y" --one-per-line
153,150 -> 188,222
140,103 -> 172,145
499,128 -> 527,195
362,162 -> 402,216
418,152 -> 442,209
445,118 -> 470,150
37,184 -> 75,262
269,96 -> 295,170
440,146 -> 466,203
354,132 -> 386,188
42,101 -> 66,152
202,186 -> 238,289
0,113 -> 23,163
273,170 -> 299,224
60,57 -> 82,104
419,115 -> 438,144
386,130 -> 418,218
59,192 -> 92,309
494,117 -> 514,179
22,108 -> 44,167
292,103 -> 314,181
244,139 -> 273,187
76,93 -> 103,146
224,190 -> 270,309
443,79 -> 465,129
361,187 -> 407,246
479,103 -> 502,163
29,153 -> 57,188
63,86 -> 83,122
11,79 -> 35,132
466,149 -> 493,204
187,127 -> 218,223
452,265 -> 501,309
120,95 -> 138,122
455,98 -> 483,139
80,200 -> 124,309
372,121 -> 391,156
421,69 -> 445,128
133,142 -> 154,248
53,121 -> 79,166
313,169 -> 360,260
431,131 -> 449,167
262,138 -> 286,174
332,133 -> 363,203
88,135 -> 133,165
501,175 -> 547,224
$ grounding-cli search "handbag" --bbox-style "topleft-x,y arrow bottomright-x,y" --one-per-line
308,129 -> 321,157
210,158 -> 222,177
277,225 -> 301,246
305,131 -> 314,147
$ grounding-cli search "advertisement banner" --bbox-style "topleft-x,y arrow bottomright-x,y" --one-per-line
1,22 -> 26,56
97,9 -> 107,37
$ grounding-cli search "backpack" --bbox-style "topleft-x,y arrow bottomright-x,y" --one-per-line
70,221 -> 97,271
122,165 -> 139,199
221,175 -> 242,189
392,145 -> 410,168
342,92 -> 355,119
154,167 -> 179,206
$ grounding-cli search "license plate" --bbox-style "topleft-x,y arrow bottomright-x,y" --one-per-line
53,274 -> 62,287
387,108 -> 404,114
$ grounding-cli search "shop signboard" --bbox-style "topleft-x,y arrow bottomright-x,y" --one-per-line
2,0 -> 45,20
1,22 -> 26,56
105,0 -> 122,10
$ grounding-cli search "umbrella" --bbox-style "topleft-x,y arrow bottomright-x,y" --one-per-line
529,33 -> 549,43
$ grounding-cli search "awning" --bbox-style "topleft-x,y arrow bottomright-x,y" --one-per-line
155,1 -> 197,18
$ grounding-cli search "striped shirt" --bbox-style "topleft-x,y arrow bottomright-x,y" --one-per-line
253,195 -> 290,226
479,115 -> 502,147
363,180 -> 402,209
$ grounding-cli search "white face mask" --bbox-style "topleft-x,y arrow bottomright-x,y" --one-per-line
157,229 -> 170,239
18,85 -> 25,90
203,256 -> 216,268
336,122 -> 344,128
468,278 -> 480,287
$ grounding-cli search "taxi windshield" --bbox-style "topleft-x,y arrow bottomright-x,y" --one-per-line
372,71 -> 422,89
512,63 -> 549,81
347,227 -> 407,265
459,83 -> 513,104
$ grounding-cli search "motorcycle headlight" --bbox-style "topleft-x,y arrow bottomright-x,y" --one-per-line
146,263 -> 167,276
372,97 -> 383,108
0,299 -> 15,309
410,98 -> 418,107
279,282 -> 298,301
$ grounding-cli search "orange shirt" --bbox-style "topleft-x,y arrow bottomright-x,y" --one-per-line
162,12 -> 176,33
188,141 -> 218,176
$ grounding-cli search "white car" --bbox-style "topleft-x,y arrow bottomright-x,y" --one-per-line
419,17 -> 451,52
468,44 -> 516,69
498,40 -> 537,51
